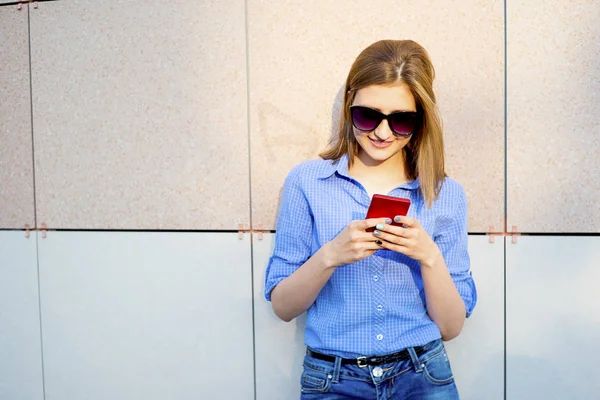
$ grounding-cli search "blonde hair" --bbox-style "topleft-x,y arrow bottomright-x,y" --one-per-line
320,40 -> 445,207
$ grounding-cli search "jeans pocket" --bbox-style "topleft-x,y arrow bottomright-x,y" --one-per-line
421,347 -> 454,385
300,369 -> 331,394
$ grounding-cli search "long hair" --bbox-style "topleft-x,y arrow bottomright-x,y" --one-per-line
320,40 -> 445,207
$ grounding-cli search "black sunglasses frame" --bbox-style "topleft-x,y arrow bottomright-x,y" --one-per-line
349,105 -> 421,137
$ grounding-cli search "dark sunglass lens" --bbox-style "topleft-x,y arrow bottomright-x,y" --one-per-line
351,107 -> 382,131
390,112 -> 418,136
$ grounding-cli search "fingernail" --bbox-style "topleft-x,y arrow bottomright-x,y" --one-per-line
385,218 -> 392,224
394,216 -> 402,223
376,224 -> 384,230
376,240 -> 383,245
374,230 -> 381,237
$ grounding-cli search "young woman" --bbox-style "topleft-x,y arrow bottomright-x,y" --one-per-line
264,39 -> 477,399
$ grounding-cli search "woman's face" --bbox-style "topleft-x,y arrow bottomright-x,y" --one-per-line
351,82 -> 417,166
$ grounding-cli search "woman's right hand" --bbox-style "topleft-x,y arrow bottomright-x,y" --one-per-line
322,218 -> 391,268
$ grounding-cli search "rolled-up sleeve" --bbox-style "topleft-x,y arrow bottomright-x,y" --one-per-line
434,183 -> 478,317
264,167 -> 314,301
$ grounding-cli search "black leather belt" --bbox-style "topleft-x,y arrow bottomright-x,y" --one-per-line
307,346 -> 426,368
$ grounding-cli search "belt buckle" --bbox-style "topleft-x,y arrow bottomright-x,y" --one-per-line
357,356 -> 368,368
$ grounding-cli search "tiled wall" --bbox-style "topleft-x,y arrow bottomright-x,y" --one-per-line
1,1 -> 599,399
0,5 -> 34,228
29,0 -> 250,230
3,0 -> 598,233
248,0 -> 506,232
507,1 -> 600,232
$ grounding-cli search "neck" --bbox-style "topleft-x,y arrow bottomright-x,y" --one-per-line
350,150 -> 408,183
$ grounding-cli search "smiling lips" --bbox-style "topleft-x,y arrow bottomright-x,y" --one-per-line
368,137 -> 394,149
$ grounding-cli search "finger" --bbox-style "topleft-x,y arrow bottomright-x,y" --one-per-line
364,236 -> 386,247
369,240 -> 384,250
393,215 -> 418,228
356,218 -> 392,233
376,239 -> 411,255
378,223 -> 410,238
373,229 -> 410,246
362,217 -> 393,230
350,225 -> 389,242
359,242 -> 383,255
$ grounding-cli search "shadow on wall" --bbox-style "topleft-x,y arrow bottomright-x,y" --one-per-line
257,82 -> 345,164
274,314 -> 307,396
505,317 -> 600,399
329,85 -> 345,146
258,238 -> 308,397
257,103 -> 322,164
269,85 -> 346,228
452,352 -> 504,400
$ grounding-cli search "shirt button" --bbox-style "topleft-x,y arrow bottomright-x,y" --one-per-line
373,366 -> 383,377
376,334 -> 383,340
373,275 -> 379,282
377,305 -> 383,311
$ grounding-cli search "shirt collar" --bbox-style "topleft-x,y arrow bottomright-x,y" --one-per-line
316,153 -> 351,179
317,153 -> 421,191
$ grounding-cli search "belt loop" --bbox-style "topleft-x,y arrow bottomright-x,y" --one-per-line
331,355 -> 342,383
407,346 -> 423,373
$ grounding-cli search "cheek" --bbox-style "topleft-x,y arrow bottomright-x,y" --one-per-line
352,128 -> 369,143
395,136 -> 411,147
388,138 -> 410,154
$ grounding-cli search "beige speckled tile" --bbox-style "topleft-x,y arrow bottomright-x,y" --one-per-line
507,1 -> 600,233
0,5 -> 35,229
30,0 -> 249,230
248,0 -> 504,232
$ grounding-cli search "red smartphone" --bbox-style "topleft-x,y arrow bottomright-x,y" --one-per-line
365,194 -> 411,232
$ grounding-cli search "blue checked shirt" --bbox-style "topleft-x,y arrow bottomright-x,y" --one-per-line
265,154 -> 477,358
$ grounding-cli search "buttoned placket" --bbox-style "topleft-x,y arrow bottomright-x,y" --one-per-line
371,252 -> 387,354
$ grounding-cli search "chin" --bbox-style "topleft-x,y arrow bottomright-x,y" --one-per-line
361,145 -> 403,164
367,151 -> 392,162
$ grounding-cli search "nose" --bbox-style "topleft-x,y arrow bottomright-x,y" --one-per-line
373,118 -> 394,140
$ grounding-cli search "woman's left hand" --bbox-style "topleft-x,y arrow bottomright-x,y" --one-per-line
372,215 -> 442,268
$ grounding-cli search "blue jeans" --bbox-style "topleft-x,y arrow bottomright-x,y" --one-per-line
300,339 -> 459,399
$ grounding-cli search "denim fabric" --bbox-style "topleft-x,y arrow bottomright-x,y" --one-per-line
300,339 -> 459,400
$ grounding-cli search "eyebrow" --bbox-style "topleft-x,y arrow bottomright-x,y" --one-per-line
354,105 -> 417,113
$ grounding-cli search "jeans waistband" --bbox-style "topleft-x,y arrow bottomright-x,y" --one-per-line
306,345 -> 426,368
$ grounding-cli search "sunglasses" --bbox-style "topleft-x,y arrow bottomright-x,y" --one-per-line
350,106 -> 420,137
